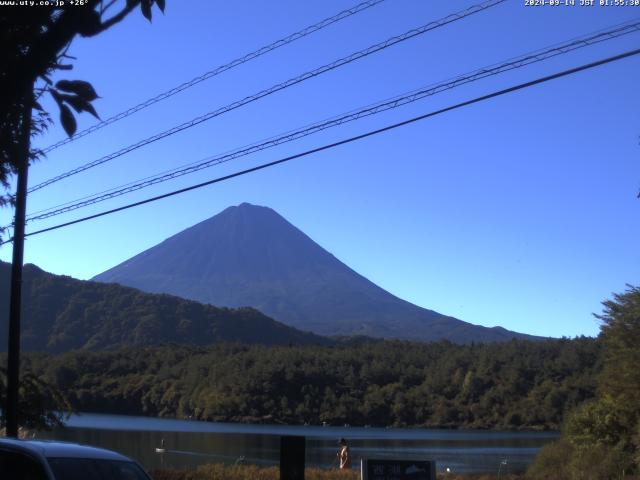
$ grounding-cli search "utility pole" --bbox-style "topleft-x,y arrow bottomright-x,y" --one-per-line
5,89 -> 32,438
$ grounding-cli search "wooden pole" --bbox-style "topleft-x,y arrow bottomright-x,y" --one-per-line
5,89 -> 32,437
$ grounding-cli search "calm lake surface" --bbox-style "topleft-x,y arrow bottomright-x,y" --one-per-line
37,413 -> 558,474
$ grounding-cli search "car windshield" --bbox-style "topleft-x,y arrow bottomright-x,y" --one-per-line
47,457 -> 149,480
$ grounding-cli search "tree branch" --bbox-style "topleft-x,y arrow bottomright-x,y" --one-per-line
100,0 -> 119,16
94,1 -> 140,35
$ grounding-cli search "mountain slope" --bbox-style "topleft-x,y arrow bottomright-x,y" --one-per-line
94,203 -> 540,343
0,261 -> 328,353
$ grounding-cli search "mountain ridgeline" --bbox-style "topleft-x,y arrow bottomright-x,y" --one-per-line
94,203 -> 540,343
0,261 -> 328,353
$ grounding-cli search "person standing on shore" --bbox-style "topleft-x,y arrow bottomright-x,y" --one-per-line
337,438 -> 351,470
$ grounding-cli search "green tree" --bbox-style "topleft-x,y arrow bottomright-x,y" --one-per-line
0,366 -> 72,433
528,286 -> 640,479
597,286 -> 640,415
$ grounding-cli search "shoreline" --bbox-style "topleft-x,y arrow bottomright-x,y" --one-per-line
62,411 -> 560,434
37,412 -> 551,475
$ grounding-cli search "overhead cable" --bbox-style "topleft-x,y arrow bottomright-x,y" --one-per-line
28,0 -> 506,193
23,19 -> 640,223
39,0 -> 388,154
3,47 -> 636,245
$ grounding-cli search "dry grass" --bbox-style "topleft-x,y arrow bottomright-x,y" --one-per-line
150,464 -> 358,480
149,464 -> 523,480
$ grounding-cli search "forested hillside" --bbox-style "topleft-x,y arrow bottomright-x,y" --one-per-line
16,337 -> 600,430
0,261 -> 328,352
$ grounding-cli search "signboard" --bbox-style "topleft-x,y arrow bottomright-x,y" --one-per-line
361,458 -> 436,480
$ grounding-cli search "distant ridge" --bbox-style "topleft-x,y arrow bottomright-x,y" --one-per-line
94,203 -> 541,343
0,261 -> 328,353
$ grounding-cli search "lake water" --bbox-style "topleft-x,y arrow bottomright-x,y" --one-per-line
37,413 -> 558,474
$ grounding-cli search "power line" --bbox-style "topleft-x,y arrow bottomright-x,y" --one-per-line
23,19 -> 640,223
4,47 -> 636,245
26,19 -> 640,220
28,0 -> 506,194
39,0 -> 388,154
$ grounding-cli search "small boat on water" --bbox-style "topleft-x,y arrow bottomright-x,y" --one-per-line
155,439 -> 166,453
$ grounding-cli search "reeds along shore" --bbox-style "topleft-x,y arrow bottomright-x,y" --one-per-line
150,464 -> 524,480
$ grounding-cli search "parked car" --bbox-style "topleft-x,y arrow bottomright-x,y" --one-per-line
0,438 -> 152,480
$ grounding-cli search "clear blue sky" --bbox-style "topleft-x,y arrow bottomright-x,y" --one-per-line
1,0 -> 639,338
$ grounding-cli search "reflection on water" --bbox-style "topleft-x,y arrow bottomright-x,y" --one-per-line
37,413 -> 558,474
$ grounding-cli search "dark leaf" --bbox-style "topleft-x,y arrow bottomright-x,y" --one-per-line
55,63 -> 74,70
155,0 -> 165,13
60,104 -> 77,137
80,102 -> 99,120
59,94 -> 100,119
127,0 -> 139,7
141,0 -> 152,21
33,101 -> 45,112
59,94 -> 81,113
55,80 -> 99,101
42,75 -> 53,85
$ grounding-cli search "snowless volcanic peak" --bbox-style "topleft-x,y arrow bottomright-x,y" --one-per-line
94,203 -> 541,343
